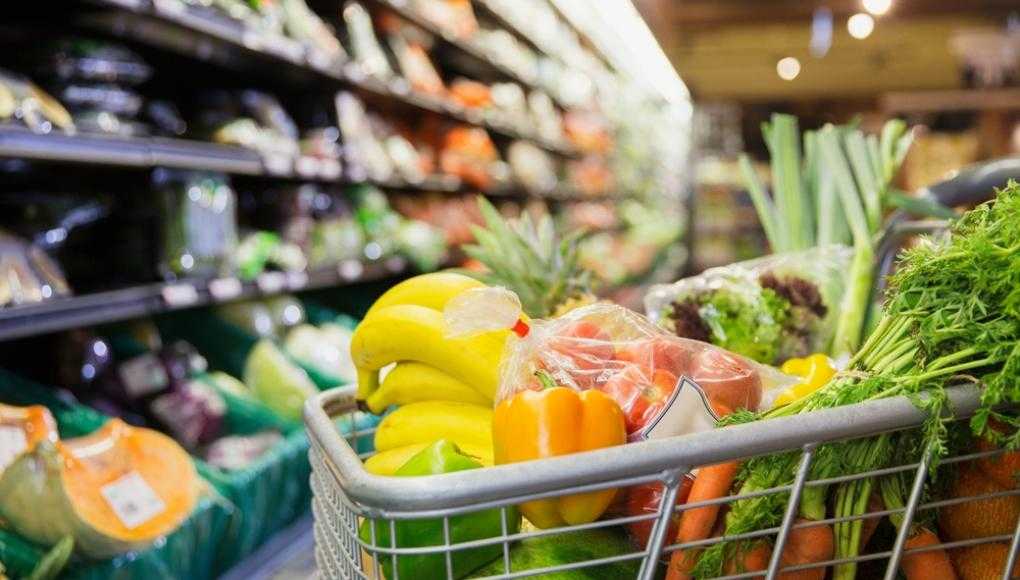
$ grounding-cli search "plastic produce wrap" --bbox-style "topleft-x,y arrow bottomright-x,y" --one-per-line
495,303 -> 794,439
153,171 -> 238,280
0,68 -> 74,134
645,246 -> 853,365
0,229 -> 71,309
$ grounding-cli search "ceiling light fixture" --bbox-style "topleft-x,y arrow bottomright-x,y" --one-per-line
863,0 -> 892,16
777,57 -> 801,81
848,13 -> 875,39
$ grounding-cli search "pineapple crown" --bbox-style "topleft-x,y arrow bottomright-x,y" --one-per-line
460,196 -> 593,318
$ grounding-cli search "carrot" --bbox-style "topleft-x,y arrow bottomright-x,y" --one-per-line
776,519 -> 834,580
666,461 -> 740,580
859,492 -> 884,550
900,527 -> 956,580
723,542 -> 770,576
678,462 -> 741,542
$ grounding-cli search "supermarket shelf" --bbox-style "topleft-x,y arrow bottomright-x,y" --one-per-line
0,259 -> 408,342
0,128 -> 607,200
0,127 -> 264,175
82,0 -> 578,157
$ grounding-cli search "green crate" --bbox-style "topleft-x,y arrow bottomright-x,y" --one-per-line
156,305 -> 354,391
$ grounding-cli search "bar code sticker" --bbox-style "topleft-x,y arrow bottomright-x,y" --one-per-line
101,471 -> 166,529
0,427 -> 28,472
118,353 -> 169,399
636,376 -> 719,442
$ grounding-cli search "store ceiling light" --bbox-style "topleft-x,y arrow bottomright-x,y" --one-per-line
848,13 -> 875,39
777,57 -> 801,80
862,0 -> 893,16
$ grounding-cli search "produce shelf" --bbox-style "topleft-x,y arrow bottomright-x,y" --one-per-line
82,0 -> 579,157
0,259 -> 407,342
0,128 -> 609,199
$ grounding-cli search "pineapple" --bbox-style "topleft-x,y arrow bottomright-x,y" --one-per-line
460,197 -> 596,318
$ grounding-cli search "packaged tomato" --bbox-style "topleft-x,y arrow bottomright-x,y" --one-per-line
497,303 -> 794,441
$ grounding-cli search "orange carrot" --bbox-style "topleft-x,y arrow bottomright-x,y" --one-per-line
901,528 -> 957,580
678,462 -> 741,542
776,519 -> 834,580
665,462 -> 740,580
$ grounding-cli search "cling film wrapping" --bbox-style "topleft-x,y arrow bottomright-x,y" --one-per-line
644,245 -> 852,365
496,303 -> 795,439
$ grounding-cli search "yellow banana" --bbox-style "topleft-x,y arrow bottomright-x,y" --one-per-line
364,441 -> 493,476
352,304 -> 507,401
364,272 -> 484,318
366,362 -> 491,414
373,400 -> 493,452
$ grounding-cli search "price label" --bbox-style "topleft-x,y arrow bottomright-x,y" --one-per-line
306,50 -> 335,72
263,154 -> 292,176
0,427 -> 28,472
636,377 -> 718,442
338,260 -> 364,281
161,283 -> 198,307
152,0 -> 186,15
257,272 -> 286,294
286,271 -> 308,290
295,156 -> 320,177
118,353 -> 170,399
101,472 -> 166,530
208,277 -> 242,301
389,78 -> 410,95
319,159 -> 342,180
240,29 -> 263,51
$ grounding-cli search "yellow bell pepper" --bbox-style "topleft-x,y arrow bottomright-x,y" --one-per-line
774,353 -> 837,406
492,373 -> 626,528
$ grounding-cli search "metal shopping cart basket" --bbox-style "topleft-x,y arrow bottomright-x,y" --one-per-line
305,160 -> 1020,579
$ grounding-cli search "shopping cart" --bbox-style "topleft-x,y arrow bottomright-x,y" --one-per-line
305,159 -> 1020,579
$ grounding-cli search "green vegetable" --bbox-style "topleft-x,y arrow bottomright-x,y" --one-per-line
359,440 -> 521,580
693,182 -> 1020,579
26,536 -> 72,580
740,114 -> 926,357
242,340 -> 317,422
468,528 -> 641,579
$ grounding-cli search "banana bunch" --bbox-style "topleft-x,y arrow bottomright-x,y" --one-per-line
352,273 -> 508,475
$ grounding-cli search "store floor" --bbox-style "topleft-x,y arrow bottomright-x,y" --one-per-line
221,515 -> 316,580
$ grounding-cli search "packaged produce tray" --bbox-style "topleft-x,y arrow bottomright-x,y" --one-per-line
0,368 -> 374,576
0,370 -> 235,580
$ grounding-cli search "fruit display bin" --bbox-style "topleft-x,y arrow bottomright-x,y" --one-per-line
0,368 -> 374,576
305,383 -> 1020,579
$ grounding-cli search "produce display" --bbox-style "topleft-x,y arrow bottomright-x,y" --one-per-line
0,415 -> 199,558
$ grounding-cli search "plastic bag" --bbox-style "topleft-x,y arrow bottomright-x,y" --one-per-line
644,246 -> 853,365
496,303 -> 794,440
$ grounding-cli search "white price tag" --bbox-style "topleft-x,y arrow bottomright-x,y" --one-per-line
306,50 -> 334,72
152,0 -> 186,14
0,426 -> 28,472
319,159 -> 342,180
263,155 -> 292,176
338,260 -> 363,281
286,271 -> 308,290
208,277 -> 242,301
118,353 -> 170,399
636,377 -> 719,442
295,156 -> 320,177
257,272 -> 286,294
101,472 -> 166,530
161,283 -> 198,307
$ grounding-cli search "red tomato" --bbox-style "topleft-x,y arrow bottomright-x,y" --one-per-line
615,338 -> 693,376
625,474 -> 694,550
600,365 -> 677,434
687,348 -> 762,413
546,320 -> 615,375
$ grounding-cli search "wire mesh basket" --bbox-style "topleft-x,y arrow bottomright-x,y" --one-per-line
304,383 -> 1020,579
306,164 -> 1020,579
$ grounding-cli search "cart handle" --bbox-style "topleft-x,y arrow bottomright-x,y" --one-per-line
304,385 -> 981,515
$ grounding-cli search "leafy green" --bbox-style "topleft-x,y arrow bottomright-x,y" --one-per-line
693,181 -> 1020,578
